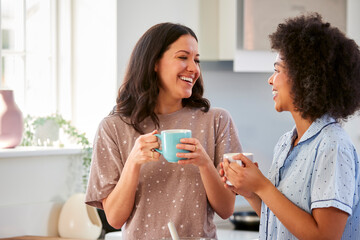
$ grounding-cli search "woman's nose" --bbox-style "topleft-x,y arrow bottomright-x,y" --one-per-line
187,60 -> 199,73
268,74 -> 274,85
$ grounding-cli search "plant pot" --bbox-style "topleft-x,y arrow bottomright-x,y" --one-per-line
34,118 -> 59,146
0,89 -> 23,148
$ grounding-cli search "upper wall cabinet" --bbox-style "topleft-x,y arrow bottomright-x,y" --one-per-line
234,0 -> 348,72
117,0 -> 359,74
116,0 -> 236,68
197,0 -> 236,61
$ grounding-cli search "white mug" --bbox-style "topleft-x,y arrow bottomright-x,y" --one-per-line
223,152 -> 253,186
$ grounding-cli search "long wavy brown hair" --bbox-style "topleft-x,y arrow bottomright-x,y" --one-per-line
112,23 -> 210,134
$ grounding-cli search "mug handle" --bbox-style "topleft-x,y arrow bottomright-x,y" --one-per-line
154,134 -> 162,154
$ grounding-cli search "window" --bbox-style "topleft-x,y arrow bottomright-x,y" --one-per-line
1,0 -> 62,116
1,0 -> 116,141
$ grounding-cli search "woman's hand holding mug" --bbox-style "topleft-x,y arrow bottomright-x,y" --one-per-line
127,130 -> 161,165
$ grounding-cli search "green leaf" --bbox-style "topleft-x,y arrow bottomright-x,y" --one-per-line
20,113 -> 93,192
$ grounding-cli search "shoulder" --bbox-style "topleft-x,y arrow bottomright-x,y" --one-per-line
101,114 -> 127,125
99,114 -> 119,128
314,123 -> 358,170
97,114 -> 130,134
210,107 -> 231,115
318,123 -> 354,150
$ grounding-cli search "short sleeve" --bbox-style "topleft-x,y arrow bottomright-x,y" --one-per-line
213,108 -> 242,167
310,140 -> 356,215
85,118 -> 123,209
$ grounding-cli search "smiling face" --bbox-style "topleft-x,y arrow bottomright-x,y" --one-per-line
155,34 -> 200,106
268,53 -> 295,113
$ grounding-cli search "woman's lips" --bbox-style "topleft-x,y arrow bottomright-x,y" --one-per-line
272,90 -> 278,100
180,76 -> 194,83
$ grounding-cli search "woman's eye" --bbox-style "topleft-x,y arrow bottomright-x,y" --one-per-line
274,68 -> 279,73
178,56 -> 200,64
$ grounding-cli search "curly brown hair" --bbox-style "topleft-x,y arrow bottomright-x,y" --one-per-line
269,13 -> 360,122
112,23 -> 210,134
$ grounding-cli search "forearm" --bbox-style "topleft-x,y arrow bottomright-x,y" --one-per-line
103,160 -> 141,229
258,180 -> 327,240
199,162 -> 236,219
244,194 -> 262,217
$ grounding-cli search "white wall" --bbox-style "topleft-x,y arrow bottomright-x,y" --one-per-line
0,149 -> 83,238
72,0 -> 117,142
343,0 -> 360,153
116,0 -> 200,87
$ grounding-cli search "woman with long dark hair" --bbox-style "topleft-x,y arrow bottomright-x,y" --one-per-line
85,22 -> 242,239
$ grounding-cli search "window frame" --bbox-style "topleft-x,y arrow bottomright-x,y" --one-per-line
0,0 -> 72,118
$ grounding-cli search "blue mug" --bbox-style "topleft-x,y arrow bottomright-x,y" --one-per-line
154,129 -> 192,163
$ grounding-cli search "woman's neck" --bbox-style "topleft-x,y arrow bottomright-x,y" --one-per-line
154,100 -> 183,115
291,111 -> 313,146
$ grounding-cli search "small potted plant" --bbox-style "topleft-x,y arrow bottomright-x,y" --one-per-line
21,113 -> 92,190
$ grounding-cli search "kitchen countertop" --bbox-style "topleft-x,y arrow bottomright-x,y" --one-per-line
105,229 -> 259,240
104,206 -> 260,240
217,229 -> 259,240
2,230 -> 259,240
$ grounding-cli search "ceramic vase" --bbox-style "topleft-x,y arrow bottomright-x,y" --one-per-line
58,193 -> 102,239
0,89 -> 23,148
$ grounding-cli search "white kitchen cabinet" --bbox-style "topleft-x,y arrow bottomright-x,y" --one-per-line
198,0 -> 236,60
0,147 -> 83,238
234,0 -> 349,72
344,0 -> 360,155
116,0 -> 236,78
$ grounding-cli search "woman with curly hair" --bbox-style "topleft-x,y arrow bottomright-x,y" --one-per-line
85,22 -> 242,239
221,13 -> 360,239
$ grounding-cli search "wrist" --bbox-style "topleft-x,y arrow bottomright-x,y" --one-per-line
255,177 -> 273,198
124,158 -> 142,172
198,159 -> 214,172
